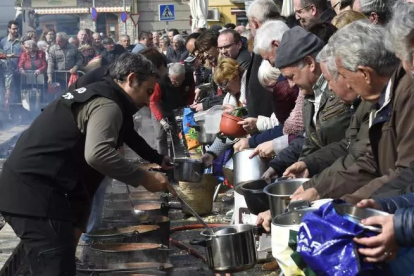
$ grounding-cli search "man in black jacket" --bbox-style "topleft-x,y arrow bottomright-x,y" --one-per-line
101,37 -> 126,65
0,53 -> 176,275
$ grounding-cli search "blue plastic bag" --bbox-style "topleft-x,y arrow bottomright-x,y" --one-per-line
297,200 -> 390,276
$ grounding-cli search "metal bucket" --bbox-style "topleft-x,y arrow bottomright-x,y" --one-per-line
263,178 -> 310,217
232,149 -> 269,187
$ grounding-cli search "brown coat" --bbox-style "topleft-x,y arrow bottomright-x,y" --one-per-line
308,65 -> 414,204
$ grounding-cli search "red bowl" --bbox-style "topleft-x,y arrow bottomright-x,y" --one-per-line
220,113 -> 247,138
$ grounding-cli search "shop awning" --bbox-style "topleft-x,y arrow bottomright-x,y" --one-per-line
34,6 -> 131,15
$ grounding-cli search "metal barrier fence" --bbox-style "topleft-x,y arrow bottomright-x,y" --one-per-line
5,69 -> 85,112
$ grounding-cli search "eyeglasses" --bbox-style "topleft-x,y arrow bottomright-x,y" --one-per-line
217,81 -> 230,93
332,1 -> 341,10
295,5 -> 312,15
218,42 -> 236,51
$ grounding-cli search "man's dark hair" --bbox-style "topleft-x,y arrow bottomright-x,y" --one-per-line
169,29 -> 179,36
300,0 -> 328,12
340,0 -> 353,9
185,32 -> 201,46
224,23 -> 236,29
102,37 -> 115,45
140,48 -> 167,70
219,29 -> 241,44
307,21 -> 337,44
194,29 -> 219,52
139,31 -> 152,41
8,20 -> 18,28
109,52 -> 157,83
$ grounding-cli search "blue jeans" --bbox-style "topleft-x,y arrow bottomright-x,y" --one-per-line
389,247 -> 414,275
82,177 -> 112,241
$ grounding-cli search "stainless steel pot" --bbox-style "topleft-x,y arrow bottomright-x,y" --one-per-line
173,158 -> 205,182
190,224 -> 257,273
233,149 -> 269,187
195,121 -> 216,144
264,178 -> 310,217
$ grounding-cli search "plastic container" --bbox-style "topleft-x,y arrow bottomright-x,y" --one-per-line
194,110 -> 208,122
204,105 -> 223,134
220,113 -> 247,138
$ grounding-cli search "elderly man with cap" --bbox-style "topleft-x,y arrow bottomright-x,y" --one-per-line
259,26 -> 353,201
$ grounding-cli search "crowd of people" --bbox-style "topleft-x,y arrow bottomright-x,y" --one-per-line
1,0 -> 414,274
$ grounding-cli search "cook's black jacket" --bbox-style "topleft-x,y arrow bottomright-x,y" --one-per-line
0,77 -> 162,221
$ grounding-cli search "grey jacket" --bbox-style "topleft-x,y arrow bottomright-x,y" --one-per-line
47,43 -> 83,76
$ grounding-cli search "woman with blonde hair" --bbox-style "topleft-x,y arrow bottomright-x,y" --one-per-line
331,10 -> 367,29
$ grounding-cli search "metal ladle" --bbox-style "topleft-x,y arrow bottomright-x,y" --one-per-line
177,195 -> 216,235
125,184 -> 144,214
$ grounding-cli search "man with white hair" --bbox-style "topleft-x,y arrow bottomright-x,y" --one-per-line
166,34 -> 189,63
77,29 -> 89,47
318,20 -> 414,204
352,0 -> 394,24
253,20 -> 290,66
47,32 -> 82,85
150,63 -> 195,155
92,32 -> 104,54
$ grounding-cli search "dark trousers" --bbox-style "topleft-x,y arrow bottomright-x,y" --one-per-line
2,212 -> 76,276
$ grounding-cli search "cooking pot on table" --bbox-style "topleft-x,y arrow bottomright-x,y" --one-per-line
173,158 -> 205,182
193,121 -> 216,144
101,215 -> 170,246
84,225 -> 162,245
76,261 -> 173,276
190,224 -> 259,273
232,149 -> 269,188
264,178 -> 310,217
237,179 -> 269,215
87,243 -> 173,265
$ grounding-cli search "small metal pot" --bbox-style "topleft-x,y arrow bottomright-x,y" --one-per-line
173,158 -> 205,182
233,149 -> 269,187
194,121 -> 216,144
263,178 -> 310,217
237,179 -> 269,215
190,225 -> 257,273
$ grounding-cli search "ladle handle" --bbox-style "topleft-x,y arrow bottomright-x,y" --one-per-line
125,184 -> 135,210
177,196 -> 214,234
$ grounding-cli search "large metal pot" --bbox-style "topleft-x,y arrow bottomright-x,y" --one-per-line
237,179 -> 269,215
264,178 -> 310,217
83,225 -> 161,245
194,121 -> 216,144
173,158 -> 205,182
233,149 -> 269,187
271,207 -> 317,273
190,225 -> 257,273
86,243 -> 172,266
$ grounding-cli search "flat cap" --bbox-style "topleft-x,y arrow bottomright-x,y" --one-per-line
275,26 -> 325,69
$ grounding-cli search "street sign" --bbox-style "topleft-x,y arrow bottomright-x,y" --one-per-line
120,11 -> 128,23
130,13 -> 140,27
90,7 -> 98,21
159,4 -> 175,21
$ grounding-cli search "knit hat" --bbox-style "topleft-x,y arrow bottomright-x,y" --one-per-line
275,26 -> 325,69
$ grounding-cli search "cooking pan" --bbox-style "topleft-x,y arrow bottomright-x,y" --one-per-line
104,201 -> 180,219
76,261 -> 173,276
87,243 -> 172,265
83,225 -> 162,245
101,216 -> 170,246
237,179 -> 269,215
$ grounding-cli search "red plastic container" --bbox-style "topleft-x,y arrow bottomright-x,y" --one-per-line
220,113 -> 247,138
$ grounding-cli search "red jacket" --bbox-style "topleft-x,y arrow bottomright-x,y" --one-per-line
18,50 -> 47,72
150,72 -> 195,121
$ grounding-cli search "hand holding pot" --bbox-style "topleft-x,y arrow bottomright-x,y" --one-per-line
237,118 -> 258,133
190,103 -> 204,112
290,187 -> 319,202
256,210 -> 272,232
141,171 -> 177,197
201,152 -> 214,167
250,141 -> 274,158
234,138 -> 250,152
161,156 -> 175,170
283,161 -> 309,179
354,215 -> 398,263
357,199 -> 381,210
262,167 -> 276,183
